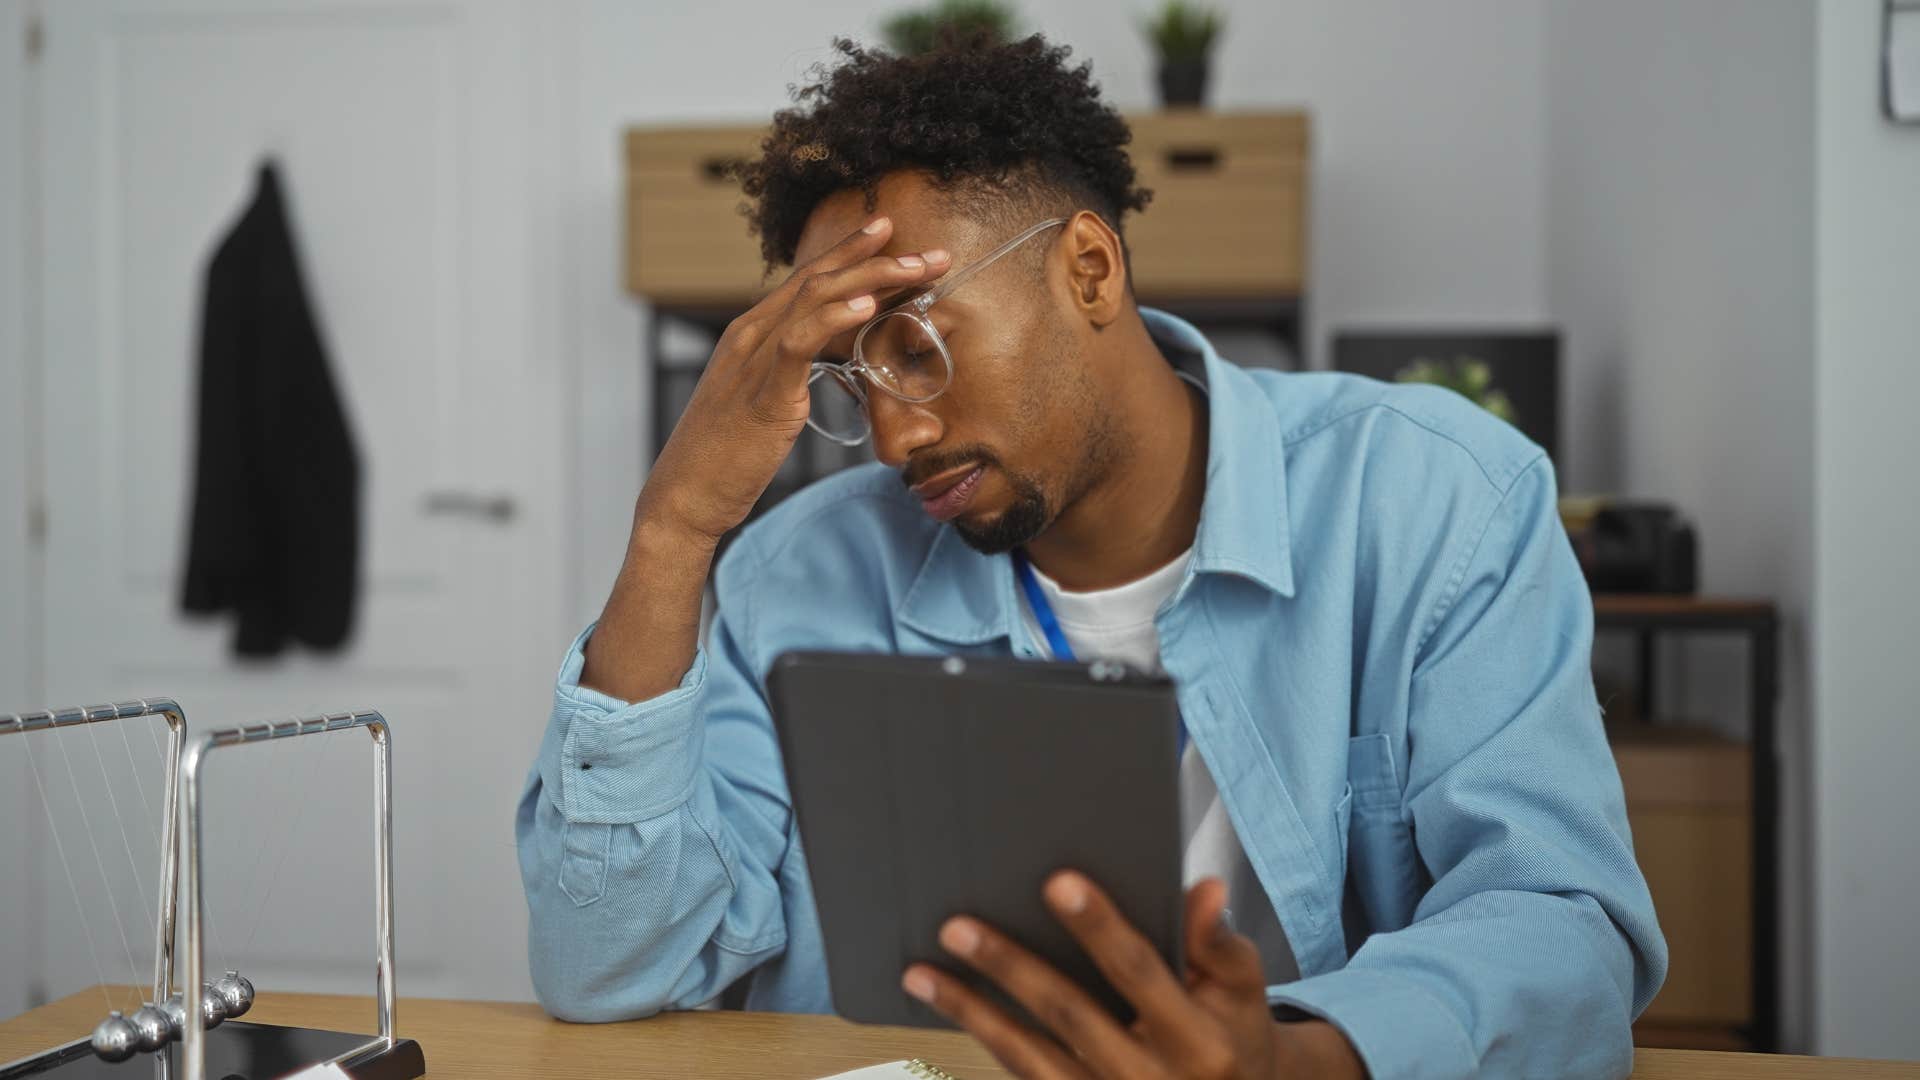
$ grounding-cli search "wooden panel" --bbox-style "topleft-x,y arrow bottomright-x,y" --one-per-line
8,988 -> 1920,1079
624,110 -> 1309,306
1630,801 -> 1753,1025
1636,1023 -> 1754,1051
624,127 -> 768,303
1615,735 -> 1753,808
1126,111 -> 1309,299
1616,735 -> 1754,1026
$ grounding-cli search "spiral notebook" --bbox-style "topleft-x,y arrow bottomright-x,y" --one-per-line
814,1061 -> 963,1080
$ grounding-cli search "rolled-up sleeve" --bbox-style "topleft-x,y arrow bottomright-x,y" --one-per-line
540,631 -> 711,825
1270,457 -> 1668,1079
516,541 -> 796,1022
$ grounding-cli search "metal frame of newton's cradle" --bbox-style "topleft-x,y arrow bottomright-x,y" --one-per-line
1,699 -> 424,1080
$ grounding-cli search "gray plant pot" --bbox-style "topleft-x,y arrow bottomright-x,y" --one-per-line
1157,57 -> 1211,108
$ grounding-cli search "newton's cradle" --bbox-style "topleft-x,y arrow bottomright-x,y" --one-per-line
1,699 -> 426,1080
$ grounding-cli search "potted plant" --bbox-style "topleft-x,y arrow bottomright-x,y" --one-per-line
1395,357 -> 1519,425
882,0 -> 1018,55
1143,1 -> 1224,108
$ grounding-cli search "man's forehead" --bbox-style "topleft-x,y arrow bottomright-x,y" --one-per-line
792,172 -> 991,267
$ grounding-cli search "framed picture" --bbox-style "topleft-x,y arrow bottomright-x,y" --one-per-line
1887,0 -> 1920,125
1331,329 -> 1560,467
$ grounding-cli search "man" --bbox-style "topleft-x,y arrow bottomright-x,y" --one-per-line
518,33 -> 1666,1080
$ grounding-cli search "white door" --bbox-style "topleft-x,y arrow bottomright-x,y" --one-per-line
1,0 -> 40,1023
22,0 -> 564,1011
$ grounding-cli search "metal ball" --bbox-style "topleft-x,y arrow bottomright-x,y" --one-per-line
212,970 -> 255,1018
90,1011 -> 139,1062
160,994 -> 189,1034
163,989 -> 227,1032
198,985 -> 229,1029
128,1003 -> 174,1051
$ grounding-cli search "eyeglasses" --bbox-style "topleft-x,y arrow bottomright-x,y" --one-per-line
806,217 -> 1069,445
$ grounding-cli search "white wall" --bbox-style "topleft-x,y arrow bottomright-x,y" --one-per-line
560,0 -> 1554,624
1543,0 -> 1818,1048
1547,0 -> 1920,1058
1813,0 -> 1920,1060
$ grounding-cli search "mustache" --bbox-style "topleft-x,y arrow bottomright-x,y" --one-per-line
900,445 -> 1001,491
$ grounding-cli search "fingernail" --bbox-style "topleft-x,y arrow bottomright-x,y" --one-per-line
1048,874 -> 1088,914
896,254 -> 924,269
1214,909 -> 1236,945
940,919 -> 981,957
902,968 -> 937,1003
924,248 -> 951,263
863,217 -> 890,234
848,295 -> 875,313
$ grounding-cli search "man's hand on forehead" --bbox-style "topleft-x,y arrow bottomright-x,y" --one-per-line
636,214 -> 951,542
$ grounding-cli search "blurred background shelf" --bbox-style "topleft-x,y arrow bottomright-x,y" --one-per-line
1598,596 -> 1779,1052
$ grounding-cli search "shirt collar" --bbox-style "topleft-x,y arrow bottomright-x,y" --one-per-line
897,306 -> 1296,646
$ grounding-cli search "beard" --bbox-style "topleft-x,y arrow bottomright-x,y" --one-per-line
952,467 -> 1052,554
901,443 -> 1055,555
915,324 -> 1124,556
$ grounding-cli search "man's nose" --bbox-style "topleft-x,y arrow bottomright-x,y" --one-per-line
866,391 -> 943,468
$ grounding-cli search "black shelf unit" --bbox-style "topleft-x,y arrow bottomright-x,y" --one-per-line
1593,595 -> 1781,1053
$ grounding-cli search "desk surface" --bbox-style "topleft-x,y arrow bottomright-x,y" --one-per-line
5,987 -> 1917,1080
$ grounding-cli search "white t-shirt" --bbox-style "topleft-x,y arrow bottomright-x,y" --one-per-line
1015,550 -> 1298,985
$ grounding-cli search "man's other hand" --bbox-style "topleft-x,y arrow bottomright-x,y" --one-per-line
901,873 -> 1367,1079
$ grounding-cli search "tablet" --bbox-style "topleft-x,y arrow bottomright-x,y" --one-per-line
767,650 -> 1184,1029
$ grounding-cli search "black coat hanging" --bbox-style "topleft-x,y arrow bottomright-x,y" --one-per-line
180,159 -> 361,657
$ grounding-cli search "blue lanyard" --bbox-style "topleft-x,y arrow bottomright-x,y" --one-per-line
1011,550 -> 1076,661
1011,550 -> 1188,757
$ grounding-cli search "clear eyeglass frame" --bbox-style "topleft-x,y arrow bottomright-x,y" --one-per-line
805,217 -> 1069,445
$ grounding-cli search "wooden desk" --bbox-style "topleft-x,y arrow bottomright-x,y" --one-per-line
6,987 -> 1918,1079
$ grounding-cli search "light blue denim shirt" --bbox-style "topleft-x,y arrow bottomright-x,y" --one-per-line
517,309 -> 1667,1080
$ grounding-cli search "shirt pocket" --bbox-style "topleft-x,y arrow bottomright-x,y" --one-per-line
558,820 -> 612,907
1343,732 -> 1423,936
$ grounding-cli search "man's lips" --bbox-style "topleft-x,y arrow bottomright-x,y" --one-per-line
909,462 -> 981,500
914,464 -> 986,521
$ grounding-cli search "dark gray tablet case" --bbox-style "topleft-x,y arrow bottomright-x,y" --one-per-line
767,650 -> 1184,1029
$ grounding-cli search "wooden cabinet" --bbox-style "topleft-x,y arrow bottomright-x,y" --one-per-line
623,125 -> 768,305
1595,595 -> 1778,1052
1122,111 -> 1308,299
1616,731 -> 1755,1028
623,110 -> 1309,306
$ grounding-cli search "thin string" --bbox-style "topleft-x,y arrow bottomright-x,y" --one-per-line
133,709 -> 206,989
52,721 -> 148,1012
21,726 -> 118,1014
241,720 -> 324,955
226,723 -> 291,969
114,715 -> 162,872
211,722 -> 288,968
85,718 -> 155,939
140,712 -> 168,855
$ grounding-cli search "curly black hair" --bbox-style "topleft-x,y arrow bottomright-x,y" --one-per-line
737,33 -> 1152,270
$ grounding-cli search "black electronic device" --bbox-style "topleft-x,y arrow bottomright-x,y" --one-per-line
767,651 -> 1184,1030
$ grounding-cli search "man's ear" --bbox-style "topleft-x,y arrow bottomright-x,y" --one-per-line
1060,209 -> 1129,329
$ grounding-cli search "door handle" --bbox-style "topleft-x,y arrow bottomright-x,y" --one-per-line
422,491 -> 517,523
